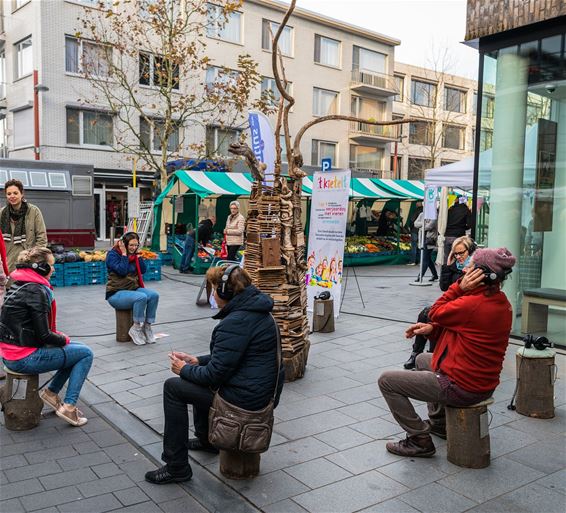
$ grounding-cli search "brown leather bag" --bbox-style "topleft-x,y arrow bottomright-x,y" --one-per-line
208,314 -> 282,453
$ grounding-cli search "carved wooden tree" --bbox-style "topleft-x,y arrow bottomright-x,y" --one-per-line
235,0 -> 417,381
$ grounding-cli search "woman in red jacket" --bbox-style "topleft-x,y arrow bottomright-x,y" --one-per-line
378,247 -> 516,458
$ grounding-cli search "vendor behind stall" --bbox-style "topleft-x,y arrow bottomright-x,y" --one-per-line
180,218 -> 215,274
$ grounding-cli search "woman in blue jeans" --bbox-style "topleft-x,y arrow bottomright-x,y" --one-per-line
0,247 -> 93,427
106,232 -> 159,346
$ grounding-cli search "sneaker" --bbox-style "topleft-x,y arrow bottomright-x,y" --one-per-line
428,277 -> 439,282
403,352 -> 419,370
386,434 -> 436,458
424,419 -> 447,439
145,465 -> 192,485
143,323 -> 156,344
407,262 -> 417,266
129,324 -> 146,346
39,389 -> 61,412
188,437 -> 219,454
56,404 -> 88,427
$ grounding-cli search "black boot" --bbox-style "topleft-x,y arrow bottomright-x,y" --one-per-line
145,465 -> 192,484
403,352 -> 420,370
188,437 -> 219,454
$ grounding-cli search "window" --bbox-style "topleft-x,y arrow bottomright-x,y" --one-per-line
207,3 -> 242,44
473,92 -> 478,114
0,51 -> 5,98
407,157 -> 429,180
482,94 -> 495,118
65,36 -> 111,77
314,35 -> 340,67
311,139 -> 336,166
262,20 -> 293,57
140,118 -> 180,152
15,37 -> 32,79
49,172 -> 67,188
444,86 -> 466,113
72,175 -> 92,196
411,79 -> 436,108
0,170 -> 8,184
10,170 -> 29,186
13,108 -> 33,147
350,145 -> 383,171
139,52 -> 179,89
14,0 -> 30,9
352,46 -> 386,74
394,75 -> 404,102
206,126 -> 240,156
66,108 -> 113,146
409,121 -> 433,146
313,87 -> 338,116
480,128 -> 493,151
30,172 -> 48,187
351,95 -> 384,120
443,125 -> 464,150
261,77 -> 291,107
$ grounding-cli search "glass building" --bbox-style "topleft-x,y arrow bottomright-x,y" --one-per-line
469,11 -> 565,345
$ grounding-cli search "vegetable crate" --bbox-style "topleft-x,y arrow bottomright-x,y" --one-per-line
50,264 -> 66,287
84,261 -> 107,285
143,258 -> 162,281
63,262 -> 85,287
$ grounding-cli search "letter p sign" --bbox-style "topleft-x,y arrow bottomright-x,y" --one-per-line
321,158 -> 332,172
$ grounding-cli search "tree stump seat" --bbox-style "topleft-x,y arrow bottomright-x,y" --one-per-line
115,309 -> 134,342
219,450 -> 261,480
446,397 -> 494,469
0,366 -> 43,431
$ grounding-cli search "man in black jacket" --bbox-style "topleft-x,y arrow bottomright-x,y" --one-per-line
443,197 -> 472,264
179,218 -> 215,273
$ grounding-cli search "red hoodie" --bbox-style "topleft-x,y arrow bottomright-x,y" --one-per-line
0,229 -> 8,276
428,281 -> 512,394
0,268 -> 69,361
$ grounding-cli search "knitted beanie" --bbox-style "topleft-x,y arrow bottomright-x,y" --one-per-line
473,247 -> 516,274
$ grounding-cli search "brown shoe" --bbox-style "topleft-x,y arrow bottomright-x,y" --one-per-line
39,389 -> 61,412
56,404 -> 88,427
424,420 -> 447,439
386,434 -> 436,457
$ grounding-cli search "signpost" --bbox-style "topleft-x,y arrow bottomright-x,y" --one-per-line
321,158 -> 332,172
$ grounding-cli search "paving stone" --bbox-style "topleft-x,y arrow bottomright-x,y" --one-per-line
489,424 -> 540,458
1,478 -> 45,500
92,462 -> 124,479
314,426 -> 374,451
398,482 -> 477,513
38,467 -> 97,491
102,443 -> 144,464
284,457 -> 353,489
232,470 -> 309,507
0,499 -> 24,513
505,436 -> 566,474
160,495 -> 210,513
87,428 -> 129,448
73,440 -> 101,454
376,458 -> 448,489
99,379 -> 140,395
275,410 -> 355,440
77,474 -> 135,498
260,437 -> 336,474
350,417 -> 402,440
293,471 -> 409,513
20,485 -> 83,511
58,450 -> 112,471
275,396 -> 345,422
329,383 -> 381,405
326,440 -> 402,474
4,461 -> 63,483
79,417 -> 110,434
0,454 -> 29,471
135,479 -> 190,503
337,401 -> 387,421
113,486 -> 151,506
263,499 -> 309,513
358,498 -> 422,513
58,493 -> 123,513
1,439 -> 46,457
108,501 -> 163,513
533,469 -> 566,496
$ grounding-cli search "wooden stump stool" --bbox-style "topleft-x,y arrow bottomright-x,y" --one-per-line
313,298 -> 335,333
516,347 -> 556,419
446,397 -> 494,469
219,450 -> 260,480
116,309 -> 133,342
0,367 -> 43,431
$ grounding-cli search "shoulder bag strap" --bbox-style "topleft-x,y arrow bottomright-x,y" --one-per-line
270,313 -> 282,401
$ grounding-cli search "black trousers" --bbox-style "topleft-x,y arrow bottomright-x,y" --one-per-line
161,377 -> 214,471
412,307 -> 437,354
227,245 -> 240,261
418,247 -> 438,279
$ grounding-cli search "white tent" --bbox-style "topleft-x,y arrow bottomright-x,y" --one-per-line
425,157 -> 475,188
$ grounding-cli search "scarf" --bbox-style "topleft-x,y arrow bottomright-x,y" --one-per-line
0,201 -> 29,245
456,256 -> 471,271
113,244 -> 145,288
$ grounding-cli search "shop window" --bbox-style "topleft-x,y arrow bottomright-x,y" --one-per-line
66,108 -> 113,146
15,36 -> 32,79
313,87 -> 338,116
262,19 -> 293,56
207,3 -> 242,44
411,79 -> 436,108
409,120 -> 433,145
65,36 -> 111,77
443,125 -> 464,150
314,35 -> 341,67
139,51 -> 179,89
311,139 -> 336,166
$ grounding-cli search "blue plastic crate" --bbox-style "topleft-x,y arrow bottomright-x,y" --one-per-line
63,262 -> 84,272
85,275 -> 106,285
83,261 -> 105,272
143,268 -> 162,281
65,274 -> 85,286
50,274 -> 65,287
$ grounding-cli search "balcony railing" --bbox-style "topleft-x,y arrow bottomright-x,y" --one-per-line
351,70 -> 398,93
350,167 -> 394,179
349,121 -> 400,139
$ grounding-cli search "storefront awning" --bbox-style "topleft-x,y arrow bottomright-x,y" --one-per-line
374,179 -> 425,199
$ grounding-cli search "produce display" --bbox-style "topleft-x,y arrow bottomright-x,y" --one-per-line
50,246 -> 159,264
344,234 -> 412,255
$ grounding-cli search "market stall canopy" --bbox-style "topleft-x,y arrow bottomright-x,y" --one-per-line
302,176 -> 406,199
374,179 -> 425,199
425,158 -> 475,188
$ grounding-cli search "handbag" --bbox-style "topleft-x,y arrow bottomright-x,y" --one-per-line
208,314 -> 282,453
220,235 -> 228,259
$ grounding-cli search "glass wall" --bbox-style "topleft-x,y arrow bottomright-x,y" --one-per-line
476,30 -> 566,344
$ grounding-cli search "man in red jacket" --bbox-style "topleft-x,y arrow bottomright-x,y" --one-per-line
378,247 -> 516,457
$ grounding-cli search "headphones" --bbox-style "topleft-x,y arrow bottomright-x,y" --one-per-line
16,261 -> 52,277
216,264 -> 239,301
468,239 -> 478,255
122,231 -> 137,242
476,264 -> 512,284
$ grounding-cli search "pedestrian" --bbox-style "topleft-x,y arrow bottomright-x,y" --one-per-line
378,247 -> 516,457
145,264 -> 284,484
0,247 -> 94,426
403,236 -> 477,369
0,227 -> 8,305
224,201 -> 245,261
413,212 -> 438,282
179,218 -> 215,274
407,201 -> 423,266
105,232 -> 159,345
0,179 -> 47,272
443,195 -> 472,264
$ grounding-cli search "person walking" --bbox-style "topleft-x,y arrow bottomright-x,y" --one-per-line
179,218 -> 214,274
407,201 -> 423,266
443,196 -> 472,264
0,247 -> 94,426
224,201 -> 245,261
413,212 -> 438,282
1,179 -> 47,272
106,232 -> 160,345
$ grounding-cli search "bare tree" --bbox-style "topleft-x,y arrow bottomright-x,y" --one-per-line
75,0 -> 270,189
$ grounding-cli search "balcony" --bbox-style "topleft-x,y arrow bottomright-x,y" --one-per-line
349,121 -> 400,143
350,167 -> 394,179
350,70 -> 398,97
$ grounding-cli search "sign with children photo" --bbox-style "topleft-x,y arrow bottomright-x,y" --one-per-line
306,169 -> 351,318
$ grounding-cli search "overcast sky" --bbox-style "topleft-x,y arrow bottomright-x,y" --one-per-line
295,0 -> 479,79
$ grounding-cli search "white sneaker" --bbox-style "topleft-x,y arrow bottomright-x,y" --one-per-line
129,324 -> 147,345
143,323 -> 156,344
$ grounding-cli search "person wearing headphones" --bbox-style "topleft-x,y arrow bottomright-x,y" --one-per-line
403,236 -> 477,369
145,264 -> 284,485
0,247 -> 94,426
378,247 -> 516,458
106,232 -> 159,345
224,201 -> 245,261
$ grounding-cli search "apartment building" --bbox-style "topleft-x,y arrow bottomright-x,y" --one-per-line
0,0 -> 400,239
392,62 -> 480,180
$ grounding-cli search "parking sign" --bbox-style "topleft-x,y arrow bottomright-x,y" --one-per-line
321,158 -> 332,172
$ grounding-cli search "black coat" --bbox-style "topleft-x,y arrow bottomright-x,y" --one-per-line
445,203 -> 472,237
0,281 -> 66,349
439,261 -> 463,291
180,285 -> 284,410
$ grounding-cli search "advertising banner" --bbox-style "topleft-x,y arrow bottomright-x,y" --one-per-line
306,169 -> 351,318
424,185 -> 438,220
248,110 -> 276,184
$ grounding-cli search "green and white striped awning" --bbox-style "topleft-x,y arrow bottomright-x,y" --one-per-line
302,176 -> 406,199
374,179 -> 425,199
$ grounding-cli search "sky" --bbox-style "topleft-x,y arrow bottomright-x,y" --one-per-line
295,0 -> 479,79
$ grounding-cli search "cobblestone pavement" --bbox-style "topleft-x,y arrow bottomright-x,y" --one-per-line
1,264 -> 565,513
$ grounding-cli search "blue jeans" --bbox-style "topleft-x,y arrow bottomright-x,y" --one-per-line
410,232 -> 420,264
180,235 -> 196,272
107,288 -> 159,323
3,342 -> 93,405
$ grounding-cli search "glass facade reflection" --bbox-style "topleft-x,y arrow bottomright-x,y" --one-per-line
475,30 -> 566,344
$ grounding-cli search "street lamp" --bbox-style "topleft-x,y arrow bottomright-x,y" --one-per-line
33,69 -> 49,160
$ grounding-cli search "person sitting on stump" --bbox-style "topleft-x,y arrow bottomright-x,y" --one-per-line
378,247 -> 516,457
145,264 -> 284,484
